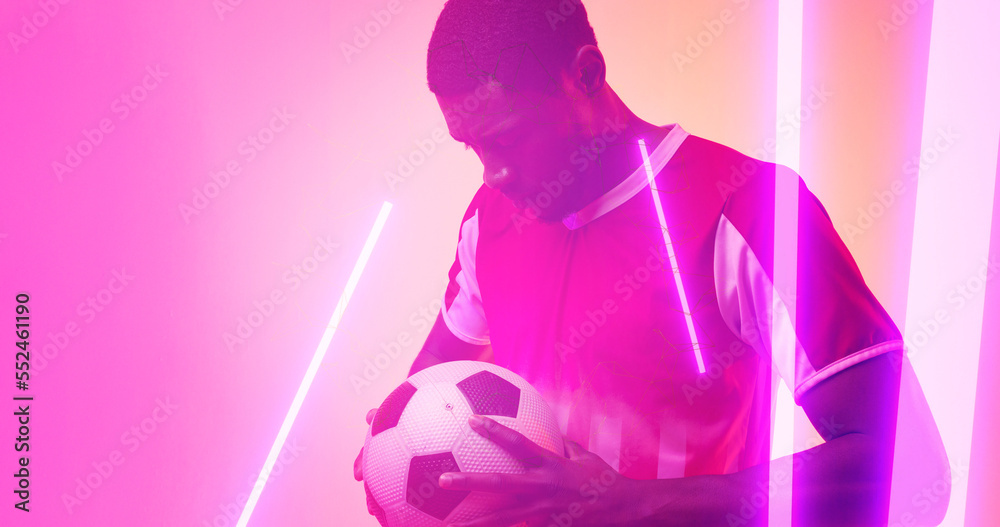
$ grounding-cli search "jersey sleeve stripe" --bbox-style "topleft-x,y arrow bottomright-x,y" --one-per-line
656,420 -> 687,479
589,415 -> 623,471
716,166 -> 904,403
440,300 -> 491,346
793,340 -> 904,400
442,209 -> 491,345
714,214 -> 804,393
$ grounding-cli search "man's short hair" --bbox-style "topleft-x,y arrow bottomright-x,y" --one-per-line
427,0 -> 599,97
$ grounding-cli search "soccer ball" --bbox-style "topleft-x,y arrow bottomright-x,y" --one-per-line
362,360 -> 563,526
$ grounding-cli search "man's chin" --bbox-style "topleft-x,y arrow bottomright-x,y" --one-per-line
511,202 -> 567,224
534,213 -> 565,224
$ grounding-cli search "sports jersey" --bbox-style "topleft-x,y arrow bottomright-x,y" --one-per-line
439,124 -> 903,479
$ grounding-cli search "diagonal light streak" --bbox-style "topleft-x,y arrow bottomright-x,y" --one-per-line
638,138 -> 705,374
236,201 -> 393,527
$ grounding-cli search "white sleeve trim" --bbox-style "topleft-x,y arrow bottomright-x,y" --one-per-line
793,340 -> 903,400
441,298 -> 491,345
441,210 -> 491,346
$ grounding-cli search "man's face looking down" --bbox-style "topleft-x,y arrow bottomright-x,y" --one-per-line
434,47 -> 630,223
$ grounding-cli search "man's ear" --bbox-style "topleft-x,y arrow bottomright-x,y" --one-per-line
568,44 -> 607,97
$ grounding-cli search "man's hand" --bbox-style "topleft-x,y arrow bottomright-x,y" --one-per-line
353,408 -> 377,481
438,415 -> 640,527
355,408 -> 389,527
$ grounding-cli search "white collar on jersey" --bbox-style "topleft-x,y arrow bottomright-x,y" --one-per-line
562,124 -> 690,230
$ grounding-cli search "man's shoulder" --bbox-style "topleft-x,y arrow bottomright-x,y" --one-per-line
451,183 -> 516,241
674,132 -> 807,264
676,131 -> 783,192
456,184 -> 500,221
668,130 -> 792,221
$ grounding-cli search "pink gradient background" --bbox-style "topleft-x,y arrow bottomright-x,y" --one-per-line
0,0 -> 995,526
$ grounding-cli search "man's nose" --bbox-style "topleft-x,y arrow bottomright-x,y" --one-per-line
484,166 -> 514,190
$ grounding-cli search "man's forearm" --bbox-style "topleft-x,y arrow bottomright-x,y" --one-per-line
625,432 -> 889,526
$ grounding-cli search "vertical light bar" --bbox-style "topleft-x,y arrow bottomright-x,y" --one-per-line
775,0 -> 803,172
638,138 -> 705,374
902,2 -> 1000,524
966,137 -> 1000,525
237,201 -> 393,527
771,1 -> 802,525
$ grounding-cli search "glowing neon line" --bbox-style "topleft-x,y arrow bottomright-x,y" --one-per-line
901,3 -> 1000,523
237,201 -> 393,527
775,0 -> 803,173
772,0 -> 803,461
770,2 -> 803,525
638,139 -> 705,374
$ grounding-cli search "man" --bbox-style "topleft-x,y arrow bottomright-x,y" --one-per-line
356,1 -> 950,525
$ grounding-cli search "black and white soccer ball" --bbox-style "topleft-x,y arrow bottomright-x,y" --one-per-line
362,360 -> 563,526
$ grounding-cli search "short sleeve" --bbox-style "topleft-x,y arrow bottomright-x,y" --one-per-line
714,164 -> 903,402
441,200 -> 491,346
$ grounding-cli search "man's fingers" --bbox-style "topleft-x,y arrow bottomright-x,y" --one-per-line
354,447 -> 365,481
444,500 -> 546,527
469,415 -> 552,466
356,408 -> 377,481
364,481 -> 389,527
355,408 -> 378,482
438,471 -> 554,496
563,438 -> 587,460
